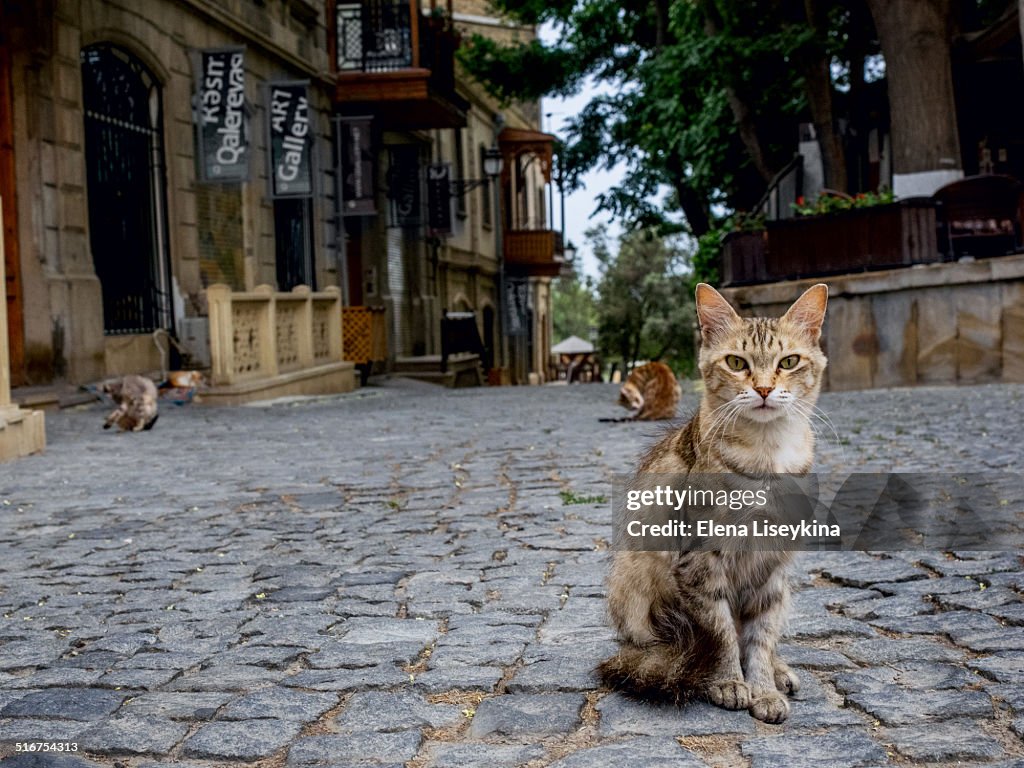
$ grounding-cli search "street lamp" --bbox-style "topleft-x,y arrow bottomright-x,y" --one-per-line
563,241 -> 577,264
483,145 -> 503,179
486,132 -> 508,382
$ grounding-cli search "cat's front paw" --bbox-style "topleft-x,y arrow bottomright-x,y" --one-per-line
773,662 -> 800,695
750,690 -> 790,723
707,679 -> 750,710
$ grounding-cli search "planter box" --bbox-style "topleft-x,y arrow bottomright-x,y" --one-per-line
722,230 -> 768,286
760,200 -> 940,283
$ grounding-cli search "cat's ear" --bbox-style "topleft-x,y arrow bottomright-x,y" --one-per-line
782,283 -> 828,341
695,283 -> 740,342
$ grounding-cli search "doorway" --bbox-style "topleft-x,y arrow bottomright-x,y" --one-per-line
80,43 -> 173,335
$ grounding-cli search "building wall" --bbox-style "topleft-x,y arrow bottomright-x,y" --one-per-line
7,0 -> 338,385
721,256 -> 1024,391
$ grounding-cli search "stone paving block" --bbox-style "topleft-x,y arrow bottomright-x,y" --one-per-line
306,640 -> 423,669
2,756 -> 106,768
183,718 -> 304,760
970,652 -> 1024,684
954,628 -> 1024,653
834,661 -> 981,694
741,730 -> 887,768
284,665 -> 411,691
0,718 -> 88,743
287,732 -> 422,766
0,641 -> 69,671
547,737 -> 706,768
1,689 -> 126,721
4,669 -> 104,689
845,687 -> 992,725
96,667 -> 180,689
884,719 -> 1004,761
76,714 -> 189,754
840,594 -> 936,620
505,657 -> 600,693
218,687 -> 338,721
333,691 -> 461,732
412,664 -> 503,693
119,691 -> 232,720
777,643 -> 857,670
843,637 -> 964,664
335,618 -> 440,646
421,742 -> 546,768
209,644 -> 308,669
597,692 -> 755,737
820,559 -> 928,588
466,693 -> 583,739
165,663 -> 285,691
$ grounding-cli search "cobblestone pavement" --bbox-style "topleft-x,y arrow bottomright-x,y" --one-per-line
1,379 -> 1023,768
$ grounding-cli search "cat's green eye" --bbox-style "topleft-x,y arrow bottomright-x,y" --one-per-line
724,355 -> 748,371
778,354 -> 800,370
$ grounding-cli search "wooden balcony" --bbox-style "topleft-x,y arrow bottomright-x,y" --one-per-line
331,0 -> 468,129
504,230 -> 564,277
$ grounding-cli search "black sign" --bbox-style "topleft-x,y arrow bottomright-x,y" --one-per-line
339,116 -> 375,216
195,48 -> 249,182
505,277 -> 529,337
427,163 -> 453,235
388,146 -> 421,227
268,81 -> 313,198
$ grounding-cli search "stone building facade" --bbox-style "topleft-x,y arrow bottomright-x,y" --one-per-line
2,0 -> 559,389
2,0 -> 345,387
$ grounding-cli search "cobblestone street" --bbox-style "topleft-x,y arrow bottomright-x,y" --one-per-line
1,380 -> 1023,768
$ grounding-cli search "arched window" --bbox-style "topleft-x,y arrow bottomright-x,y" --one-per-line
80,43 -> 172,335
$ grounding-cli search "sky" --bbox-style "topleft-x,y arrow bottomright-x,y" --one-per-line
537,24 -> 625,280
541,87 -> 624,280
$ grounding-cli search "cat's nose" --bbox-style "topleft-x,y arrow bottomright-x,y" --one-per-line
754,386 -> 774,400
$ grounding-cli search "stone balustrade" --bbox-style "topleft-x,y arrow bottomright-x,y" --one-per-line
205,283 -> 353,403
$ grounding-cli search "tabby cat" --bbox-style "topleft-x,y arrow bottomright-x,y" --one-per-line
102,374 -> 159,432
598,282 -> 828,723
616,361 -> 681,421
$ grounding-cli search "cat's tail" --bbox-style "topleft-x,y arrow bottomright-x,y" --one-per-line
596,641 -> 718,704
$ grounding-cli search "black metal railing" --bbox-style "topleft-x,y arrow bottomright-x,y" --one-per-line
337,0 -> 414,72
336,0 -> 457,85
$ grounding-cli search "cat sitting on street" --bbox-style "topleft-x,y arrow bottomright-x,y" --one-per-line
610,361 -> 682,421
598,282 -> 828,723
102,374 -> 159,432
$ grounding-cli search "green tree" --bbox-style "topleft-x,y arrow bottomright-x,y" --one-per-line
591,227 -> 696,373
459,0 -> 988,241
552,270 -> 599,343
459,0 -> 847,236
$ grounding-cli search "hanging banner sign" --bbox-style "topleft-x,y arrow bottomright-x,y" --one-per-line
267,81 -> 313,198
195,47 -> 249,182
339,116 -> 375,216
505,277 -> 529,337
427,163 -> 453,235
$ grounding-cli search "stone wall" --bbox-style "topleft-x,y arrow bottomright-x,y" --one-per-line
7,0 -> 338,385
721,255 -> 1024,391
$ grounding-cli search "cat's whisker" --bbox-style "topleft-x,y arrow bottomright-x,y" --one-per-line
785,400 -> 846,463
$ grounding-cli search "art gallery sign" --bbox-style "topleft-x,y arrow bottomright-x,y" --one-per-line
267,81 -> 314,198
195,47 -> 250,182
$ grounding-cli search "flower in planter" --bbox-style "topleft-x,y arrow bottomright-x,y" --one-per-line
792,188 -> 895,217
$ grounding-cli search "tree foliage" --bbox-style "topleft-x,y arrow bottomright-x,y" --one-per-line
589,226 -> 696,373
552,270 -> 599,344
459,0 -> 1003,245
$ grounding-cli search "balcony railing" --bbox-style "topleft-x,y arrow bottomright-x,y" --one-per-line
504,229 -> 564,276
332,0 -> 464,128
336,1 -> 456,80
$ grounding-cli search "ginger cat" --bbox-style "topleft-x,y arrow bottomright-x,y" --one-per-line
617,361 -> 681,421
